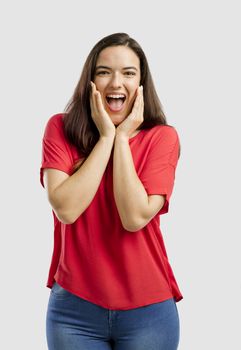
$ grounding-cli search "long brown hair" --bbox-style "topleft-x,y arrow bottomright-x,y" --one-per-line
63,32 -> 179,170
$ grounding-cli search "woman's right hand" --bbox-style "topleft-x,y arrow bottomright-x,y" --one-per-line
90,81 -> 116,139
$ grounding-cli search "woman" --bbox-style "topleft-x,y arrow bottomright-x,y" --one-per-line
40,32 -> 183,350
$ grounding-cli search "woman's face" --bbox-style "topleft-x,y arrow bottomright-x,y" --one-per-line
93,45 -> 141,125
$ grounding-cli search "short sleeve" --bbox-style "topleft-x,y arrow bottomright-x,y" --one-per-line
40,114 -> 73,188
139,126 -> 180,215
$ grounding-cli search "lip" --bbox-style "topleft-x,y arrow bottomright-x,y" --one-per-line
105,92 -> 127,98
105,94 -> 127,112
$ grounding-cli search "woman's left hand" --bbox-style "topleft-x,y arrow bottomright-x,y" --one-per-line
116,86 -> 144,138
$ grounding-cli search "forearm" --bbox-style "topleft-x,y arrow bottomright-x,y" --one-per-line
53,136 -> 115,223
113,134 -> 149,231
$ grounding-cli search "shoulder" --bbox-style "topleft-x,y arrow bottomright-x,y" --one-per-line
43,113 -> 66,140
150,124 -> 179,145
44,113 -> 65,131
148,125 -> 180,165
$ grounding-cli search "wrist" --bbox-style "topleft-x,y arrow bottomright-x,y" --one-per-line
115,131 -> 129,141
99,134 -> 115,144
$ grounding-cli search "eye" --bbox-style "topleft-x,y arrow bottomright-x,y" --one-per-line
96,71 -> 136,76
96,71 -> 109,75
125,71 -> 136,76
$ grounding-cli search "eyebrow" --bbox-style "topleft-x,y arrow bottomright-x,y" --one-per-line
95,65 -> 138,71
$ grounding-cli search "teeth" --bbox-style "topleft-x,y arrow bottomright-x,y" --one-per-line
106,94 -> 125,99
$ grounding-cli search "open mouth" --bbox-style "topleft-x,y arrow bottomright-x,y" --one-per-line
105,95 -> 126,112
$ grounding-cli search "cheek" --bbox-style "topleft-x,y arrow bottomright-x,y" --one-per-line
128,89 -> 138,105
128,82 -> 139,97
93,78 -> 106,91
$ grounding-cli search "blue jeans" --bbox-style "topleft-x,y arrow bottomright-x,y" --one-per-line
46,282 -> 180,349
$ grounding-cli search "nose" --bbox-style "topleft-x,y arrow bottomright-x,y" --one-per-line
109,72 -> 123,89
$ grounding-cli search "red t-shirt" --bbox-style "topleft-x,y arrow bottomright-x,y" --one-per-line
40,113 -> 183,310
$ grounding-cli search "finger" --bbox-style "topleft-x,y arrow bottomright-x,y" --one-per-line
140,86 -> 144,103
137,96 -> 143,118
90,81 -> 98,114
139,87 -> 144,109
136,87 -> 144,119
139,86 -> 143,99
92,82 -> 103,111
131,90 -> 142,115
137,86 -> 143,102
91,83 -> 106,118
95,91 -> 106,114
140,98 -> 144,117
90,95 -> 93,112
90,82 -> 104,113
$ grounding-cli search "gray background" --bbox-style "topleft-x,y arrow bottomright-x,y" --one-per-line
1,0 -> 240,348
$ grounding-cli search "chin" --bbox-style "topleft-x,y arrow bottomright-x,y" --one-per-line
110,115 -> 127,125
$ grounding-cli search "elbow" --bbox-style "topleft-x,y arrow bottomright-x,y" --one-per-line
53,209 -> 76,225
49,194 -> 77,225
49,200 -> 77,224
122,217 -> 146,232
60,216 -> 75,225
124,225 -> 140,232
51,201 -> 84,224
